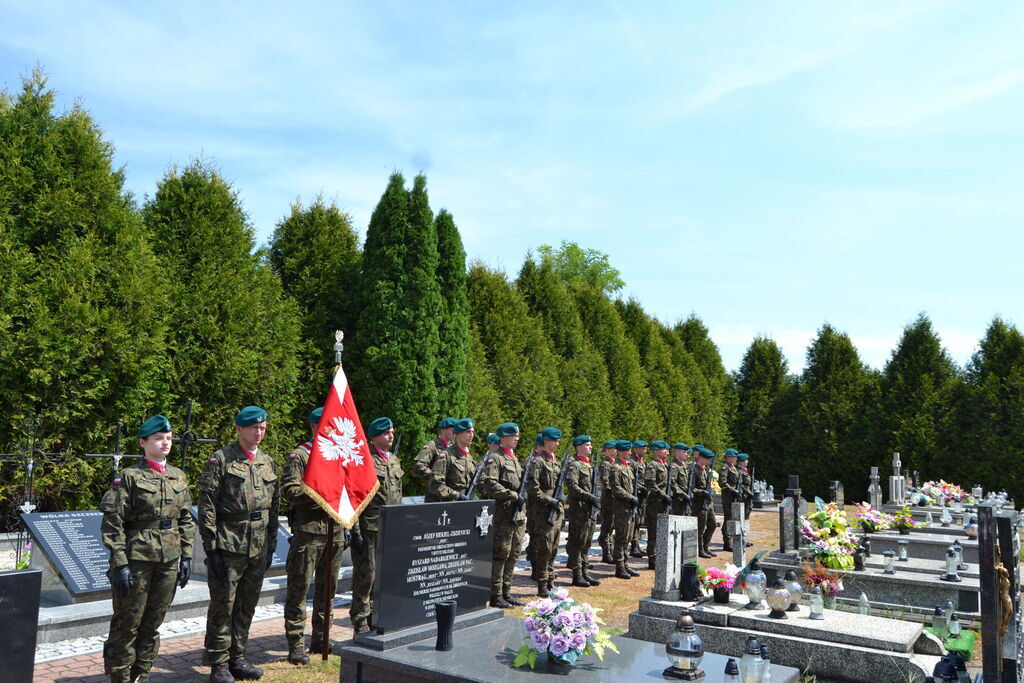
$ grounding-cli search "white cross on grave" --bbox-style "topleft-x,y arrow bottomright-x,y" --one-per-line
438,510 -> 451,526
475,506 -> 493,536
19,501 -> 36,514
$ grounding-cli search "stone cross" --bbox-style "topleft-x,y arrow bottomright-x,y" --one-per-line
868,467 -> 882,510
652,514 -> 698,601
829,480 -> 845,508
889,452 -> 906,504
729,502 -> 746,567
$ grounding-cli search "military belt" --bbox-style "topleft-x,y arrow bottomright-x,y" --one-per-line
218,510 -> 267,522
127,518 -> 178,530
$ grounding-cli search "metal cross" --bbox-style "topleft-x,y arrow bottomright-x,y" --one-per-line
173,399 -> 219,471
83,422 -> 141,479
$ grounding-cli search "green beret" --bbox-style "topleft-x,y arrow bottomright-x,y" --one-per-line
692,443 -> 705,451
486,433 -> 500,444
366,417 -> 393,437
308,407 -> 324,424
724,448 -> 739,457
632,440 -> 648,448
696,445 -> 715,460
137,415 -> 171,439
573,435 -> 591,447
650,440 -> 670,450
673,442 -> 690,451
602,440 -> 617,449
235,405 -> 268,426
535,434 -> 544,446
541,426 -> 562,441
453,417 -> 474,433
736,452 -> 749,461
495,422 -> 519,437
437,417 -> 458,430
615,440 -> 632,452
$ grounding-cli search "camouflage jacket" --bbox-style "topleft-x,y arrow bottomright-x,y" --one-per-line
719,464 -> 740,497
100,459 -> 195,568
739,467 -> 753,499
599,457 -> 615,503
412,436 -> 449,482
428,444 -> 475,502
526,451 -> 562,510
197,442 -> 280,559
691,464 -> 714,508
565,456 -> 595,516
669,461 -> 692,504
610,460 -> 636,504
281,441 -> 331,534
478,448 -> 526,523
644,459 -> 670,511
358,445 -> 404,533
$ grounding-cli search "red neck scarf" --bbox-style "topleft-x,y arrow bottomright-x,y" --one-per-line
241,447 -> 256,462
500,446 -> 515,458
545,450 -> 556,461
145,458 -> 166,474
576,455 -> 590,464
458,446 -> 469,457
439,437 -> 450,448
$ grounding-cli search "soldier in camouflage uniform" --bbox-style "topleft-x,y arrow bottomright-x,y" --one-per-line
718,448 -> 740,552
427,418 -> 477,501
597,440 -> 617,564
526,427 -> 565,595
737,452 -> 753,547
690,445 -> 718,558
628,440 -> 648,558
669,443 -> 692,515
101,415 -> 195,683
198,406 -> 280,682
349,417 -> 404,634
281,407 -> 347,665
525,433 -> 545,579
643,441 -> 672,569
565,435 -> 601,588
478,422 -> 526,608
610,441 -> 640,579
414,417 -> 457,494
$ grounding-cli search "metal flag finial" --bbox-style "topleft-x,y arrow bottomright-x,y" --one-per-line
334,330 -> 344,366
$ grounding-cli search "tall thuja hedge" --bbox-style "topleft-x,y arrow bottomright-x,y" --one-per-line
879,314 -> 958,479
143,161 -> 301,477
733,337 -> 792,489
467,262 -> 565,444
674,315 -> 732,450
466,322 -> 505,439
350,173 -> 442,478
268,196 -> 361,427
0,71 -> 169,516
616,300 -> 694,443
434,209 -> 468,418
516,256 -> 612,439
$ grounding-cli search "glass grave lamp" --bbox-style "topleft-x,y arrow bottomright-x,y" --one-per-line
940,506 -> 953,527
971,484 -> 983,500
759,645 -> 773,683
943,600 -> 954,624
664,612 -> 705,680
964,514 -> 978,539
939,547 -> 962,582
858,592 -> 870,615
765,578 -> 791,619
925,511 -> 934,526
952,540 -> 967,571
931,606 -> 948,641
783,570 -> 802,611
948,614 -> 962,638
723,658 -> 740,683
898,540 -> 909,561
883,550 -> 896,574
945,650 -> 969,683
740,634 -> 762,683
742,559 -> 767,610
952,499 -> 964,514
932,656 -> 958,681
807,586 -> 825,620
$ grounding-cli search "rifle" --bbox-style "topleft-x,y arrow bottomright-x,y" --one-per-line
546,445 -> 573,525
392,433 -> 403,463
702,464 -> 715,512
464,452 -> 491,499
588,454 -> 603,522
664,459 -> 674,505
514,455 -> 535,514
630,459 -> 643,520
683,461 -> 697,515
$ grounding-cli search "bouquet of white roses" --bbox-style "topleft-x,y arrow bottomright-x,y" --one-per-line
513,587 -> 619,668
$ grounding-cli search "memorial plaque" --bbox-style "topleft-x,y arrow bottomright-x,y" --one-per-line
22,510 -> 111,596
373,500 -> 494,635
779,497 -> 796,553
0,569 -> 41,682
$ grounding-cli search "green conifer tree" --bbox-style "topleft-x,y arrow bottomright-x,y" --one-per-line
465,322 -> 504,438
143,160 -> 301,476
268,196 -> 361,425
733,337 -> 792,487
434,209 -> 469,417
673,316 -> 732,449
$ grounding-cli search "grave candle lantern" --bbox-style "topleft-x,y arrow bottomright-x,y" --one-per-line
783,570 -> 802,611
723,658 -> 740,683
931,606 -> 948,641
807,586 -> 825,620
898,540 -> 909,561
765,578 -> 791,619
940,507 -> 952,527
742,559 -> 767,610
952,499 -> 963,514
952,540 -> 967,571
971,485 -> 983,500
948,614 -> 962,638
939,547 -> 962,582
740,634 -> 762,683
663,613 -> 705,680
925,511 -> 934,526
883,550 -> 896,574
932,656 -> 958,681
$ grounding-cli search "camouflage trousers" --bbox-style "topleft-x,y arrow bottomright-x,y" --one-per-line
284,529 -> 345,645
490,517 -> 525,598
104,559 -> 178,677
597,497 -> 614,555
695,504 -> 717,553
203,550 -> 267,665
565,512 -> 595,573
348,528 -> 378,629
612,505 -> 634,563
631,501 -> 647,544
644,503 -> 667,553
529,509 -> 563,584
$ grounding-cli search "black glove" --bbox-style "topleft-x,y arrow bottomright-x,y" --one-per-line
662,494 -> 672,506
344,529 -> 352,549
459,493 -> 470,501
206,549 -> 227,581
350,531 -> 365,554
548,498 -> 561,511
588,493 -> 600,505
265,546 -> 275,570
517,493 -> 527,507
630,496 -> 640,506
177,558 -> 191,589
111,564 -> 133,598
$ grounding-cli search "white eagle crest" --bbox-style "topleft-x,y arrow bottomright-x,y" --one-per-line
316,416 -> 365,467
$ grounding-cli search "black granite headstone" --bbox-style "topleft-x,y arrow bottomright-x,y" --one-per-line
0,569 -> 41,681
22,511 -> 111,595
372,500 -> 495,635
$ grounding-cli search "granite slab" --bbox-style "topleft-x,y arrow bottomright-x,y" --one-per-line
727,603 -> 923,652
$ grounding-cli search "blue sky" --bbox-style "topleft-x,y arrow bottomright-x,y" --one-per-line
3,1 -> 1022,372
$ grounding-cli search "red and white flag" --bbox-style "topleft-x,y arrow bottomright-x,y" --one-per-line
302,365 -> 379,528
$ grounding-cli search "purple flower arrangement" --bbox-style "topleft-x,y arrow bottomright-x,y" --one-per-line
513,587 -> 618,668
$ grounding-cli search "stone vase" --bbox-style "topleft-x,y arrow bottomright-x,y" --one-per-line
712,586 -> 731,604
679,562 -> 701,602
434,600 -> 457,651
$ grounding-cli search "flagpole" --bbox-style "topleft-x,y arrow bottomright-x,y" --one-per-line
321,330 -> 344,661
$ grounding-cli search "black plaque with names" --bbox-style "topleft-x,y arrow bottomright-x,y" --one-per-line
22,511 -> 111,595
373,500 -> 495,634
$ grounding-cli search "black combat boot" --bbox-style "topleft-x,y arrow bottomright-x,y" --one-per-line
287,641 -> 309,665
571,570 -> 590,588
601,551 -> 615,564
582,567 -> 601,586
228,658 -> 263,680
615,563 -> 632,579
536,580 -> 549,596
490,595 -> 513,609
504,594 -> 524,606
629,542 -> 644,559
209,662 -> 235,683
625,564 -> 640,577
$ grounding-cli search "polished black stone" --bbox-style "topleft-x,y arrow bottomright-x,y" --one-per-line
0,569 -> 41,681
22,511 -> 111,595
372,500 -> 496,635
